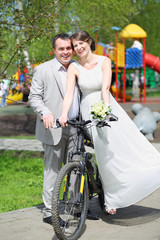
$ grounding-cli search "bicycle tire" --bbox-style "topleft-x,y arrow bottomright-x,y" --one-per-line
52,162 -> 88,240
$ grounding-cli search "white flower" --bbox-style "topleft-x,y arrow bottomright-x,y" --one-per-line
91,101 -> 112,120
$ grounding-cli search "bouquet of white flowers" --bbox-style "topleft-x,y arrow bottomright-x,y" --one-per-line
90,101 -> 112,121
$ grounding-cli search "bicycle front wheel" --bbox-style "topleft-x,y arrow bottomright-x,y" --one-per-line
52,162 -> 88,240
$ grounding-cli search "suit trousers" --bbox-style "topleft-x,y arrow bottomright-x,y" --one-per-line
42,125 -> 77,218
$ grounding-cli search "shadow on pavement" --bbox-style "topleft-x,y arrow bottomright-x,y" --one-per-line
102,204 -> 160,226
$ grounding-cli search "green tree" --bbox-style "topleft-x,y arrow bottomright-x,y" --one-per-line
3,0 -> 155,80
67,0 -> 137,43
130,0 -> 160,57
0,0 -> 69,78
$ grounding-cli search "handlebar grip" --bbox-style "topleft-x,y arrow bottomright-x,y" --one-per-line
109,113 -> 118,121
52,119 -> 62,128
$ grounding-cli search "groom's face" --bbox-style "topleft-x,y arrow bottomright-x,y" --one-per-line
54,38 -> 73,69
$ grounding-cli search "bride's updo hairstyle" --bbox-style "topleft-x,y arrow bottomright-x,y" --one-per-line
71,31 -> 96,51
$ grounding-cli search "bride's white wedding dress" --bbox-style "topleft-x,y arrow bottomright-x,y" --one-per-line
72,56 -> 160,210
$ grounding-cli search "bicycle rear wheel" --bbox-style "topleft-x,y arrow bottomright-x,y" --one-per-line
96,168 -> 104,211
52,162 -> 88,240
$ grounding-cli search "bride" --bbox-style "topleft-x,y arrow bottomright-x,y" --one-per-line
59,30 -> 160,215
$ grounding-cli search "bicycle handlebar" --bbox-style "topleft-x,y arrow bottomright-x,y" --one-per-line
67,119 -> 92,126
53,113 -> 118,129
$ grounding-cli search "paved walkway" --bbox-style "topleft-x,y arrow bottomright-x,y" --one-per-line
0,139 -> 44,151
1,191 -> 160,240
0,139 -> 160,240
0,138 -> 160,153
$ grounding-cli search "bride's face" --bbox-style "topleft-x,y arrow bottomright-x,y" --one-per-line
72,39 -> 91,57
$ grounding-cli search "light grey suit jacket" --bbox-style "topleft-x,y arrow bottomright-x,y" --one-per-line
29,58 -> 67,146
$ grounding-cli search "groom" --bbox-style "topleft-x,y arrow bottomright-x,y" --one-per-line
29,33 -> 99,225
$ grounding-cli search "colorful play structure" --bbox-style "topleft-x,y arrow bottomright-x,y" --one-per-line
5,68 -> 28,105
5,63 -> 42,105
95,24 -> 160,103
6,92 -> 23,105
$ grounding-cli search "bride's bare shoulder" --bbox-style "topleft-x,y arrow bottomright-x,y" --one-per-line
103,56 -> 111,65
68,62 -> 80,76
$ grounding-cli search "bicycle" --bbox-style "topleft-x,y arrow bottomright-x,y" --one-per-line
51,114 -> 118,240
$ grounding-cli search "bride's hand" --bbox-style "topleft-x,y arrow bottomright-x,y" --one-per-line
59,115 -> 68,128
105,102 -> 110,107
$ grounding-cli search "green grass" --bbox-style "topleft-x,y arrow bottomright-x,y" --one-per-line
0,150 -> 44,213
146,91 -> 160,97
125,88 -> 160,97
0,150 -> 97,213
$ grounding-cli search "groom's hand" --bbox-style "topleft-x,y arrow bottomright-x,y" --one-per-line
41,113 -> 54,129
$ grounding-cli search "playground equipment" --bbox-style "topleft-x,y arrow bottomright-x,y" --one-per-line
115,24 -> 160,103
95,24 -> 160,103
145,53 -> 160,74
5,71 -> 23,105
111,86 -> 132,101
6,63 -> 41,105
6,92 -> 23,105
94,36 -> 132,101
117,24 -> 147,103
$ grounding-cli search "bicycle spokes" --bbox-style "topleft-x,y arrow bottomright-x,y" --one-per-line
52,162 -> 88,240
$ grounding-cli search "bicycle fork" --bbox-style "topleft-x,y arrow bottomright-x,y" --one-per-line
77,155 -> 86,203
64,130 -> 88,205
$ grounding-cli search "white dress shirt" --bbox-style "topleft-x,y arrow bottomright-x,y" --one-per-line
55,58 -> 79,120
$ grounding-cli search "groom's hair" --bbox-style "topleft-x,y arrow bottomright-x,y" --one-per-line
71,31 -> 96,51
52,33 -> 70,49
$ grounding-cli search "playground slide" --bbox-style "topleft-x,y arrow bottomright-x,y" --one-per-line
145,53 -> 160,74
6,92 -> 23,105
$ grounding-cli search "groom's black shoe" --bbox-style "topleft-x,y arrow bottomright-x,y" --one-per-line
87,209 -> 99,220
43,216 -> 52,225
43,216 -> 66,227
